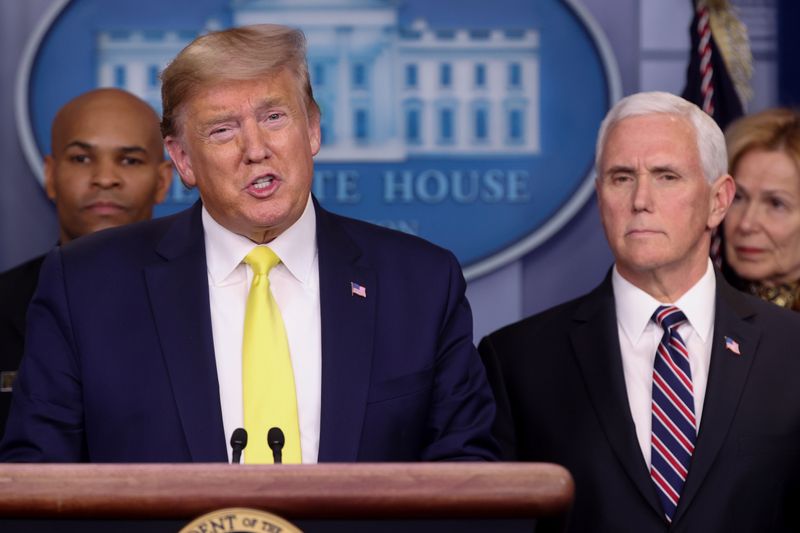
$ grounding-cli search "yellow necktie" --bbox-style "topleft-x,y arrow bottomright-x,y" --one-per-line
242,246 -> 302,464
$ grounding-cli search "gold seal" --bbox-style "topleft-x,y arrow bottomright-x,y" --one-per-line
179,507 -> 302,533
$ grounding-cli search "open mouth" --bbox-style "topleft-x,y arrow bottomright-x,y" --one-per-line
251,175 -> 276,190
246,173 -> 281,197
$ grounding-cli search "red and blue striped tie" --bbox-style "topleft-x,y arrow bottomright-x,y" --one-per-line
650,305 -> 696,523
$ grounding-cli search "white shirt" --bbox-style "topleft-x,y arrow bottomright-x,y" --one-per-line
203,196 -> 321,463
612,259 -> 715,468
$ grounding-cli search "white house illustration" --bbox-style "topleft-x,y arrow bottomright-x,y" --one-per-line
96,0 -> 540,161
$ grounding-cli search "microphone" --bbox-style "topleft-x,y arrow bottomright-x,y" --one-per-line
230,427 -> 248,464
267,427 -> 285,464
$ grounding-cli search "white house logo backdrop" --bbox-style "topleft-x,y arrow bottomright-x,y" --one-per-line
18,0 -> 619,279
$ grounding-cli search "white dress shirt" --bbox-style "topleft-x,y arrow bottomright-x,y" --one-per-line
203,196 -> 321,463
612,259 -> 716,468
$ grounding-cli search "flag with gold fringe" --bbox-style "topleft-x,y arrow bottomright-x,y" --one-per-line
682,0 -> 753,267
681,0 -> 752,131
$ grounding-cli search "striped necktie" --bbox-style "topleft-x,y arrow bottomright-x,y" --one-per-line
650,305 -> 696,523
242,246 -> 302,464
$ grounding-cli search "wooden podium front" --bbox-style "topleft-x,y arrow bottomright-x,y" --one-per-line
0,463 -> 573,531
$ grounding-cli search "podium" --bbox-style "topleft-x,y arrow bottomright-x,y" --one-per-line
0,463 -> 573,531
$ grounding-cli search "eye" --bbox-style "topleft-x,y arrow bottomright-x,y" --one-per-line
68,154 -> 91,164
120,156 -> 144,166
208,126 -> 236,142
768,197 -> 787,210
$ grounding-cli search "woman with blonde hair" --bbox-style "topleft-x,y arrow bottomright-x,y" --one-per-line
723,107 -> 800,309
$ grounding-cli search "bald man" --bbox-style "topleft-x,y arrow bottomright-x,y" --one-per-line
0,88 -> 172,436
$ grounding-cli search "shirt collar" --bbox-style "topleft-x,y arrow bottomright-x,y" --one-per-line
612,258 -> 716,344
203,195 -> 317,286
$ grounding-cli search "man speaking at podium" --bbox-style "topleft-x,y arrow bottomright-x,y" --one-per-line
0,24 -> 497,464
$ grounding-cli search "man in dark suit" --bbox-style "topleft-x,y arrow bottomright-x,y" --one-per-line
0,24 -> 496,464
480,92 -> 800,532
0,88 -> 172,438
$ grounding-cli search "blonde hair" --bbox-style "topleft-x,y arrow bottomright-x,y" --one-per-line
160,24 -> 318,138
725,108 -> 800,174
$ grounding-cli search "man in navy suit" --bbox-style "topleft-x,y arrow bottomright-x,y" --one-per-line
480,92 -> 800,531
0,24 -> 497,464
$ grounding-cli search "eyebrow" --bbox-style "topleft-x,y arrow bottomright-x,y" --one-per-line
603,165 -> 636,176
649,165 -> 681,175
738,183 -> 794,197
604,164 -> 682,175
118,146 -> 148,155
198,115 -> 237,131
198,97 -> 290,130
63,141 -> 148,154
605,165 -> 635,175
63,141 -> 94,152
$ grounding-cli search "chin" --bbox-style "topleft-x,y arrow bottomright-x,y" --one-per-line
621,253 -> 671,272
87,222 -> 120,234
257,204 -> 304,226
733,266 -> 771,283
250,214 -> 291,230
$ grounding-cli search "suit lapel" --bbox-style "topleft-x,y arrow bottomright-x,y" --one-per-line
570,274 -> 664,517
672,275 -> 759,524
144,203 -> 227,461
314,202 -> 376,462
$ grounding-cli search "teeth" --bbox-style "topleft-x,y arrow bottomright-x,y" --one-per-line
252,176 -> 274,189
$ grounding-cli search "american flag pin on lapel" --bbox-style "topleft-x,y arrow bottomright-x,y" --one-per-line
724,336 -> 741,355
350,281 -> 367,298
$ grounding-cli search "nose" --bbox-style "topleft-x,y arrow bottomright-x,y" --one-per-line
241,119 -> 272,163
91,156 -> 122,189
734,200 -> 760,234
631,176 -> 653,212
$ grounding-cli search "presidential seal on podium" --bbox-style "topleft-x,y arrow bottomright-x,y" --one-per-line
180,507 -> 302,533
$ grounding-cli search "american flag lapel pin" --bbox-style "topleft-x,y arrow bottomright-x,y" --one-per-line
724,336 -> 741,356
350,281 -> 367,298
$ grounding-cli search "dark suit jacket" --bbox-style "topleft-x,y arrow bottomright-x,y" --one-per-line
0,254 -> 45,439
0,201 -> 497,463
479,272 -> 800,532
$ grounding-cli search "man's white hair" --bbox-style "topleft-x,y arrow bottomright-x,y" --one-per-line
595,91 -> 728,182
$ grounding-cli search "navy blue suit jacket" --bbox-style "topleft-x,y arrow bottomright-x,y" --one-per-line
0,201 -> 497,462
480,272 -> 800,532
